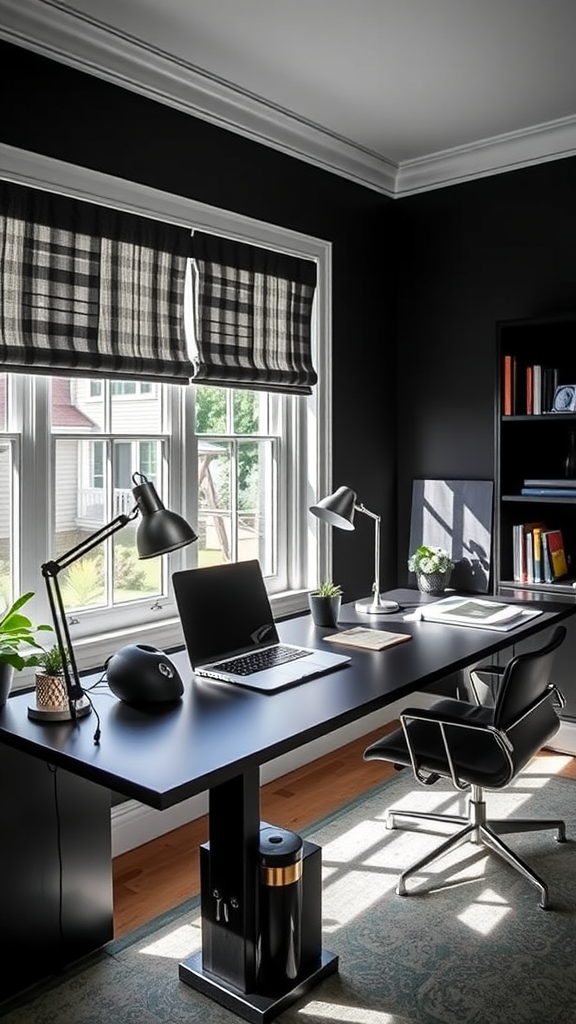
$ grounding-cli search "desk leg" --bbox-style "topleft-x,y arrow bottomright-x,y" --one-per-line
179,768 -> 338,1023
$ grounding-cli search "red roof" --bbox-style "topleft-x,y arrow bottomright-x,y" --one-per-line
51,378 -> 96,429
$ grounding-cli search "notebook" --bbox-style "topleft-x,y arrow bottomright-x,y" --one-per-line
172,559 -> 351,693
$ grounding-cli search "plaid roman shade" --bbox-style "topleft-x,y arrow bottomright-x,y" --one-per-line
189,232 -> 318,394
0,181 -> 194,383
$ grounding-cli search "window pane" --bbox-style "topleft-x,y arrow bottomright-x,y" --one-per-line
0,441 -> 13,608
198,441 -> 231,564
0,375 -> 7,432
111,381 -> 161,433
239,439 -> 276,573
196,386 -> 226,433
113,529 -> 162,605
233,390 -> 268,434
55,439 -> 106,610
53,378 -> 104,434
111,438 -> 164,604
197,437 -> 276,570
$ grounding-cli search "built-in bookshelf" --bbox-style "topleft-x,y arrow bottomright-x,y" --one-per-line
496,312 -> 576,597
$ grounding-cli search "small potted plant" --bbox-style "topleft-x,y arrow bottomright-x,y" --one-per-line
34,644 -> 70,712
408,545 -> 454,594
308,580 -> 343,628
0,592 -> 53,707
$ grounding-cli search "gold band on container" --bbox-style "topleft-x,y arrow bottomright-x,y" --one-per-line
260,861 -> 303,887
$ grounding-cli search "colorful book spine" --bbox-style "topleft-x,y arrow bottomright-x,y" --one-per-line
542,529 -> 569,581
503,355 -> 513,415
521,488 -> 576,496
526,366 -> 533,415
533,526 -> 544,583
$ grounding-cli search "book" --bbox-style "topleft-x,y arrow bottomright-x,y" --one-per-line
323,627 -> 411,651
416,596 -> 543,631
542,529 -> 569,580
513,521 -> 546,582
521,487 -> 576,497
533,364 -> 542,415
503,354 -> 513,415
532,525 -> 544,583
526,365 -> 533,415
523,479 -> 576,488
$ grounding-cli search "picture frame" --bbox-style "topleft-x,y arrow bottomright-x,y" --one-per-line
552,384 -> 576,412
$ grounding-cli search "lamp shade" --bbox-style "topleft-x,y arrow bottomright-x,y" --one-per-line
132,475 -> 198,559
309,486 -> 357,530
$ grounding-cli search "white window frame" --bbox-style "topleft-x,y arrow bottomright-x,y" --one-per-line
0,143 -> 334,683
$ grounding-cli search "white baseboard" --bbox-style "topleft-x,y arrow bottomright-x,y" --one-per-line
547,718 -> 576,756
111,692 -> 439,857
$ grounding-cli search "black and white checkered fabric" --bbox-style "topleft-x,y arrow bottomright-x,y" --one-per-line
190,232 -> 318,395
0,181 -> 193,383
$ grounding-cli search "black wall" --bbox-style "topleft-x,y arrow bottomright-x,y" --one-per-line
3,41 -> 576,598
394,161 -> 576,582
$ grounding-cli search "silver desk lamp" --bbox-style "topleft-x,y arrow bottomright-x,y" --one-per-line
310,485 -> 399,614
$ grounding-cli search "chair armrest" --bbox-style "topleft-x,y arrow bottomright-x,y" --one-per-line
399,704 -> 514,789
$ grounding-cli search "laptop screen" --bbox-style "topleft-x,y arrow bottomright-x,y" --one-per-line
172,560 -> 281,666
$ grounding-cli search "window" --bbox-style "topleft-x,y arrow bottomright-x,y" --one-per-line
0,144 -> 333,683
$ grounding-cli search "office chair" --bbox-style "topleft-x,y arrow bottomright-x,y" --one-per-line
364,625 -> 568,909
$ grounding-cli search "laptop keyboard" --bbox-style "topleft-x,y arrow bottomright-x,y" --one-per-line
216,644 -> 309,676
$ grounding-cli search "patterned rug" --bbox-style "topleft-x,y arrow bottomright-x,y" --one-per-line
4,756 -> 576,1024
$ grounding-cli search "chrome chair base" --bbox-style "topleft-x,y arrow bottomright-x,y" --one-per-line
387,785 -> 566,910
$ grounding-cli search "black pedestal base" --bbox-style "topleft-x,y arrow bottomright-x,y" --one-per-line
179,949 -> 339,1024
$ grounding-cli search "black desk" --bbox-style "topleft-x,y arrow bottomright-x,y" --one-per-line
1,588 -> 575,1020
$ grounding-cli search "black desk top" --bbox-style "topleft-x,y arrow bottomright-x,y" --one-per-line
1,589 -> 574,809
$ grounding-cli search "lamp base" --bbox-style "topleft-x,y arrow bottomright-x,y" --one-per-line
27,695 -> 92,722
355,597 -> 400,615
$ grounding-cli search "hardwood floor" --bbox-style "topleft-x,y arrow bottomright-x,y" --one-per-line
112,725 -> 576,938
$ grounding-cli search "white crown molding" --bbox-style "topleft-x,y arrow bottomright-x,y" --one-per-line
0,0 -> 398,196
2,0 -> 576,198
396,115 -> 576,197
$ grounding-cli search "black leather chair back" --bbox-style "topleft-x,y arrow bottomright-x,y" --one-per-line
493,625 -> 566,732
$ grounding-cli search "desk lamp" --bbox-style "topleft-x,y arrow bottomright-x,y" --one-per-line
310,485 -> 399,614
39,472 -> 197,721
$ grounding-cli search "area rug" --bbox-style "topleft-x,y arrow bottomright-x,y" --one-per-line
4,756 -> 576,1024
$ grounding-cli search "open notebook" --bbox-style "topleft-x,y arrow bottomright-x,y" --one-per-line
409,595 -> 543,631
173,560 -> 350,693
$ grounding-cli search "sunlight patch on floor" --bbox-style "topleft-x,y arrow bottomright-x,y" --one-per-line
321,817 -> 392,862
456,887 -> 511,933
322,869 -> 397,931
140,918 -> 202,959
297,1000 -> 405,1022
522,754 -> 573,777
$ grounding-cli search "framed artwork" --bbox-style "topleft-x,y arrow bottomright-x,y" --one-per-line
409,479 -> 494,593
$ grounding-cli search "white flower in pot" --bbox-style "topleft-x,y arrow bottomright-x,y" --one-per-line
408,545 -> 454,594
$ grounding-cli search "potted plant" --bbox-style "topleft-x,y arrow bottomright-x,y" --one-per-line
0,592 -> 53,707
308,581 -> 343,628
408,545 -> 454,594
33,643 -> 70,712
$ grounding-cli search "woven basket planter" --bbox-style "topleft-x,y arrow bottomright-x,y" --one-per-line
417,570 -> 452,595
35,670 -> 68,711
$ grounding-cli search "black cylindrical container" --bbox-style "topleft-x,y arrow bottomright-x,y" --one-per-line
257,825 -> 303,992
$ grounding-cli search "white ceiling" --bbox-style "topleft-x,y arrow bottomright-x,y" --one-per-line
3,0 -> 576,196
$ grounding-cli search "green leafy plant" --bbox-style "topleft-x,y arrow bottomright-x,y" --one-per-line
408,545 -> 454,575
35,644 -> 68,676
0,592 -> 53,671
310,580 -> 343,598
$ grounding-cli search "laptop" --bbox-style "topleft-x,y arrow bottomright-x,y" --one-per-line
172,559 -> 351,693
